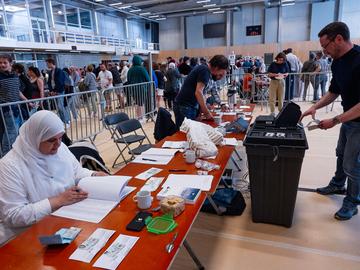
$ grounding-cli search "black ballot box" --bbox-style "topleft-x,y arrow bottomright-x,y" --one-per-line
243,116 -> 308,227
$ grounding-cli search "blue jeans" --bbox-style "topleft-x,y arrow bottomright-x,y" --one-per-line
330,121 -> 360,206
173,103 -> 199,129
314,75 -> 327,101
55,96 -> 70,123
0,109 -> 19,156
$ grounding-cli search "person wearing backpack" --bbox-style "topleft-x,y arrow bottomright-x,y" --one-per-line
108,62 -> 124,109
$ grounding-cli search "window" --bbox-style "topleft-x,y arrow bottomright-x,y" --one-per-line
66,6 -> 79,27
80,9 -> 91,29
52,3 -> 65,26
28,0 -> 46,19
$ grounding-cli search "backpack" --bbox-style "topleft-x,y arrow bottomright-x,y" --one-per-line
201,188 -> 246,216
78,80 -> 88,92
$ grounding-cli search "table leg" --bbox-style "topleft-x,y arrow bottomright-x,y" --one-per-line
183,240 -> 205,270
206,194 -> 225,215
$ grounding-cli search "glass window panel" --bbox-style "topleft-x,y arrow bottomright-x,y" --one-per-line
0,13 -> 6,37
80,9 -> 91,29
52,3 -> 65,26
28,0 -> 45,19
4,0 -> 30,41
66,6 -> 79,27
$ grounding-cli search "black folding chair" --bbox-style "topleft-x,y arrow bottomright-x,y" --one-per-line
114,118 -> 153,166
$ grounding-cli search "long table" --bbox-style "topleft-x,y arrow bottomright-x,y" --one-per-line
0,105 -> 254,270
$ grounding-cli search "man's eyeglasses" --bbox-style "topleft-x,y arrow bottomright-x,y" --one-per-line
322,39 -> 334,51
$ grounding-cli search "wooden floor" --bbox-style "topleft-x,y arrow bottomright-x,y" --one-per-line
94,102 -> 360,270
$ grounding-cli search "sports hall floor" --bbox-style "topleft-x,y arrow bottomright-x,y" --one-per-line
93,102 -> 360,270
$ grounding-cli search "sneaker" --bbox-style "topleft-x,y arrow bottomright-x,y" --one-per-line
316,184 -> 346,195
335,203 -> 358,220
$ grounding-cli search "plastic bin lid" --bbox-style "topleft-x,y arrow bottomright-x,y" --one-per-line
146,213 -> 178,234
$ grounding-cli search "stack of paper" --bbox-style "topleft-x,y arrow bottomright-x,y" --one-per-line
162,141 -> 189,149
132,148 -> 179,165
162,174 -> 213,191
224,138 -> 238,146
52,176 -> 135,223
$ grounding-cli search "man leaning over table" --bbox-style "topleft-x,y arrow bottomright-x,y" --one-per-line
301,21 -> 360,220
174,55 -> 229,129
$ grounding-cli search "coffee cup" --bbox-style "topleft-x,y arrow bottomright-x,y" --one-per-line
133,190 -> 153,209
214,116 -> 222,125
183,149 -> 196,163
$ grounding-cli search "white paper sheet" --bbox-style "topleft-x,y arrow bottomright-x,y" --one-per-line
132,155 -> 174,165
135,167 -> 162,180
140,177 -> 164,192
222,112 -> 237,116
162,141 -> 189,149
142,148 -> 179,156
162,174 -> 213,191
239,105 -> 250,109
93,234 -> 139,270
224,138 -> 238,146
69,228 -> 115,263
78,176 -> 132,201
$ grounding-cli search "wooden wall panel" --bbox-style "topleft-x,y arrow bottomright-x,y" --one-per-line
156,38 -> 360,63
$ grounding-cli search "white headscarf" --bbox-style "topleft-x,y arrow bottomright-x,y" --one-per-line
11,111 -> 75,201
169,62 -> 176,69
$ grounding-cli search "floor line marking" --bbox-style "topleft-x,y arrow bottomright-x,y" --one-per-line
191,228 -> 360,262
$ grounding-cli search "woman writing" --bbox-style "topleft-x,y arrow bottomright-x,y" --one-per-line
0,111 -> 106,245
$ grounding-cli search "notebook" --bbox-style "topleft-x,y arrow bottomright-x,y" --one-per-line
52,176 -> 134,223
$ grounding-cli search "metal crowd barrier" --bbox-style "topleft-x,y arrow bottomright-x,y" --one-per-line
214,71 -> 335,111
0,81 -> 156,157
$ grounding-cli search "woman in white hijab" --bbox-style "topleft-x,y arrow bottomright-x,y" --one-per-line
0,111 -> 106,245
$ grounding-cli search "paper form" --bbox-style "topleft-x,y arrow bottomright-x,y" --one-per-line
162,174 -> 213,191
135,167 -> 162,180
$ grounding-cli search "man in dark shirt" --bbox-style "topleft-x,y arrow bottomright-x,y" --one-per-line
301,22 -> 360,220
174,55 -> 229,128
46,58 -> 69,125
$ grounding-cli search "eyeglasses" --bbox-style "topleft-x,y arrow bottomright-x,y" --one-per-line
322,39 -> 334,52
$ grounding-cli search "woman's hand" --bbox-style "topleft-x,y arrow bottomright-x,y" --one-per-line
92,171 -> 108,177
49,186 -> 88,211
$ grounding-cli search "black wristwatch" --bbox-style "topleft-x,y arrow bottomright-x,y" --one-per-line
332,116 -> 341,125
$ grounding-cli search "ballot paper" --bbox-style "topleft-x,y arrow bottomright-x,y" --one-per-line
135,167 -> 162,180
162,141 -> 189,149
93,234 -> 139,270
221,112 -> 237,116
162,174 -> 213,191
70,228 -> 115,263
52,176 -> 133,223
140,177 -> 164,192
306,119 -> 320,131
224,138 -> 238,146
239,105 -> 250,109
132,148 -> 178,165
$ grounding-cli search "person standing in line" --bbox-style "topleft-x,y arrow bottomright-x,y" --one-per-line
0,54 -> 28,156
301,21 -> 360,220
127,55 -> 150,120
97,63 -> 113,113
267,52 -> 289,116
285,48 -> 301,100
27,66 -> 45,113
174,55 -> 229,128
83,65 -> 98,117
314,51 -> 330,101
108,63 -> 123,109
46,58 -> 69,125
165,62 -> 181,110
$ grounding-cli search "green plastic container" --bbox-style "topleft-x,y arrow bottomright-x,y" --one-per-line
146,213 -> 178,234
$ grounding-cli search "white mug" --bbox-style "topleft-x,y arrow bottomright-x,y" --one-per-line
183,149 -> 196,163
133,190 -> 153,209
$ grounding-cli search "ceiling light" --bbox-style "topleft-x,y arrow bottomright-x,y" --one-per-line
196,0 -> 210,3
281,0 -> 295,6
45,49 -> 59,52
109,2 -> 123,6
149,15 -> 159,18
203,4 -> 216,7
57,10 -> 63,15
14,48 -> 32,51
129,8 -> 141,12
118,5 -> 131,9
208,7 -> 220,11
139,12 -> 151,15
95,0 -> 105,2
156,17 -> 166,21
213,10 -> 224,14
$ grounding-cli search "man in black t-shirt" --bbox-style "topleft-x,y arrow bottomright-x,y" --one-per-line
301,22 -> 360,220
174,55 -> 229,128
